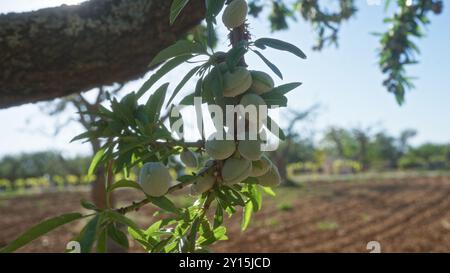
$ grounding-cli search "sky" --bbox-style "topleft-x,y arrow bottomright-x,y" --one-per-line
0,0 -> 449,157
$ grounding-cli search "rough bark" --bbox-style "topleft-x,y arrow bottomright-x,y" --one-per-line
0,0 -> 205,109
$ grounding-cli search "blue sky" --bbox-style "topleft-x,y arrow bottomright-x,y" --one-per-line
0,0 -> 449,157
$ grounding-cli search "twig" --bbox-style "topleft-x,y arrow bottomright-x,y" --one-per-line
116,180 -> 195,214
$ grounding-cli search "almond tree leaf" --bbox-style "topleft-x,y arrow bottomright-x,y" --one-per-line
103,211 -> 145,238
252,50 -> 283,79
107,179 -> 142,193
170,0 -> 191,25
148,196 -> 181,216
254,38 -> 307,59
0,213 -> 84,253
145,83 -> 169,123
76,215 -> 100,253
241,201 -> 253,231
150,40 -> 203,67
167,65 -> 202,106
206,0 -> 226,19
138,54 -> 194,98
266,116 -> 286,141
270,82 -> 302,96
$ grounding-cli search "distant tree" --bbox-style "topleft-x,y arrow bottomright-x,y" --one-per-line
271,105 -> 319,185
321,127 -> 359,160
352,127 -> 373,171
0,151 -> 90,182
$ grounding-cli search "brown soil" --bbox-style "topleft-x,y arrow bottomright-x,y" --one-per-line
1,176 -> 449,253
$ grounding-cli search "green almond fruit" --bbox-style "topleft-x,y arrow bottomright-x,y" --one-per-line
222,0 -> 248,29
223,67 -> 252,97
250,70 -> 275,95
238,138 -> 263,161
139,162 -> 172,197
222,157 -> 252,185
205,132 -> 236,160
251,155 -> 272,177
257,164 -> 281,187
238,93 -> 267,124
180,149 -> 198,168
190,174 -> 216,195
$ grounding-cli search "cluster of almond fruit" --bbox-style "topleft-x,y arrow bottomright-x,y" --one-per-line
138,0 -> 281,198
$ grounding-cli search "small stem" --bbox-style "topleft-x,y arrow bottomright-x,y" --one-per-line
151,140 -> 204,149
116,180 -> 195,214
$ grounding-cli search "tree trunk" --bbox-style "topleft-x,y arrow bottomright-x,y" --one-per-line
0,0 -> 205,109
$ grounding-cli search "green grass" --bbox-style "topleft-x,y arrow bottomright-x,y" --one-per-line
316,220 -> 339,231
290,170 -> 450,184
277,202 -> 293,212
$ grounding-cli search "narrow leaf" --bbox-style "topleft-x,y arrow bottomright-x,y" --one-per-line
96,228 -> 107,253
77,215 -> 100,253
206,0 -> 226,19
148,196 -> 181,215
150,40 -> 203,67
138,54 -> 193,98
88,147 -> 106,176
254,38 -> 307,59
145,83 -> 169,123
170,0 -> 191,25
253,50 -> 283,79
0,213 -> 83,253
241,201 -> 253,231
107,179 -> 142,193
271,82 -> 302,95
103,211 -> 145,238
167,65 -> 202,106
266,116 -> 286,141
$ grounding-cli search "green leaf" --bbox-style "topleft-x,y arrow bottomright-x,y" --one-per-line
169,0 -> 191,25
70,131 -> 91,143
0,213 -> 83,253
88,147 -> 106,176
138,54 -> 194,98
206,0 -> 226,19
260,185 -> 276,197
96,227 -> 107,253
145,83 -> 169,123
167,65 -> 202,106
80,199 -> 98,211
252,185 -> 263,211
148,196 -> 181,215
198,226 -> 228,246
241,201 -> 253,231
128,227 -> 153,251
179,92 -> 195,106
103,210 -> 145,238
176,175 -> 197,183
186,217 -> 201,252
150,40 -> 203,67
260,92 -> 287,107
213,204 -> 224,229
107,179 -> 142,193
107,224 -> 129,249
252,50 -> 283,79
205,66 -> 224,106
254,38 -> 307,59
226,42 -> 248,71
270,82 -> 302,96
76,215 -> 100,253
266,116 -> 286,141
